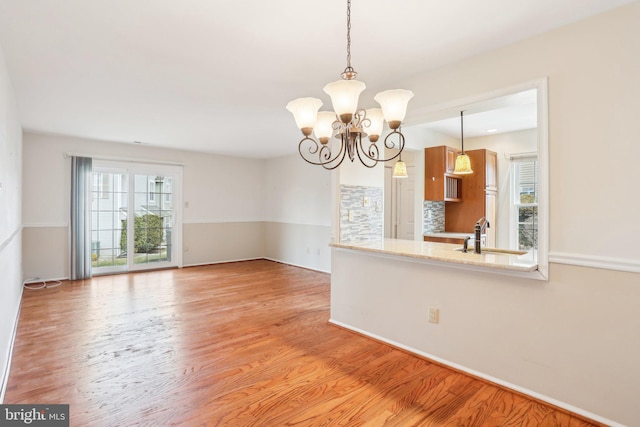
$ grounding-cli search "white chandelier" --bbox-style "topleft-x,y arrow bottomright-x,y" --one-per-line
286,0 -> 414,170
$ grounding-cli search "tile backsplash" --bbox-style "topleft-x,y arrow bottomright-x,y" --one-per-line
340,185 -> 383,242
423,201 -> 445,233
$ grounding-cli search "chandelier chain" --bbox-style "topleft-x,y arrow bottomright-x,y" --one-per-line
346,0 -> 351,69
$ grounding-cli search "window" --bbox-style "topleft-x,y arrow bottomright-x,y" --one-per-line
511,158 -> 538,259
164,180 -> 172,203
148,180 -> 156,203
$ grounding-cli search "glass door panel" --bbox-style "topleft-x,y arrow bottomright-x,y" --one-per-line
91,171 -> 129,274
132,174 -> 174,268
91,161 -> 180,275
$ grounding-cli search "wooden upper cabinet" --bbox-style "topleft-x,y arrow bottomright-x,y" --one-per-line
424,146 -> 461,202
444,149 -> 498,239
446,146 -> 457,173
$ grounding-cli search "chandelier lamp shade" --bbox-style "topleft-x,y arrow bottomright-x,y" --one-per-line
286,0 -> 414,170
453,110 -> 473,175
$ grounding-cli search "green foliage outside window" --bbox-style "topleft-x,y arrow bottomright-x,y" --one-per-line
120,214 -> 164,253
518,194 -> 537,250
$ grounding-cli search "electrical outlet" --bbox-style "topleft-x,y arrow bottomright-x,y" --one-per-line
362,196 -> 370,207
348,210 -> 355,222
428,308 -> 440,324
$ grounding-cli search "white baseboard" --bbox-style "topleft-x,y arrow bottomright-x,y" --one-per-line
184,257 -> 330,274
182,257 -> 263,268
328,319 -> 623,427
0,290 -> 23,404
263,257 -> 330,274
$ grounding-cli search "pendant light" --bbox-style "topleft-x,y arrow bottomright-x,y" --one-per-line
392,155 -> 408,178
453,111 -> 473,175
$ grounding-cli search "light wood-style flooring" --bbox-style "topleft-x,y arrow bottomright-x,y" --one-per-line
6,260 -> 602,426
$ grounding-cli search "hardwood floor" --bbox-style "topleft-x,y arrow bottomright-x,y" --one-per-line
6,260 -> 601,426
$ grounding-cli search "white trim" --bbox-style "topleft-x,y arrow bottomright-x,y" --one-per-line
183,218 -> 265,225
23,276 -> 69,284
183,257 -> 331,274
64,152 -> 184,166
0,291 -> 22,404
22,223 -> 68,228
264,220 -> 332,228
535,80 -> 550,280
184,219 -> 332,227
328,319 -> 624,427
549,252 -> 640,274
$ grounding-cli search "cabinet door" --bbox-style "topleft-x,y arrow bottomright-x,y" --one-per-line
485,191 -> 497,247
446,147 -> 457,173
424,146 -> 445,200
485,151 -> 497,191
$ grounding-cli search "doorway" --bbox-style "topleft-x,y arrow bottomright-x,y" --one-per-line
384,150 -> 416,240
91,161 -> 182,274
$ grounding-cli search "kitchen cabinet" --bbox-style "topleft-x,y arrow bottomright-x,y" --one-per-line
424,146 -> 461,202
444,149 -> 498,247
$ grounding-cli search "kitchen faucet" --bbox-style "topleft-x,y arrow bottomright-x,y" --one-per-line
474,217 -> 490,254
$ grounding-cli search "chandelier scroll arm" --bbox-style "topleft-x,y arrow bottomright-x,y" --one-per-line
354,135 -> 381,168
298,136 -> 342,167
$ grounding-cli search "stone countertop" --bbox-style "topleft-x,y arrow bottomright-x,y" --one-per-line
330,238 -> 537,273
423,232 -> 475,239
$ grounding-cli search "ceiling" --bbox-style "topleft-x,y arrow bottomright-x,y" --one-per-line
416,89 -> 538,139
0,0 -> 633,159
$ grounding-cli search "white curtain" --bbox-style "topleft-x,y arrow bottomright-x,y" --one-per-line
70,156 -> 92,280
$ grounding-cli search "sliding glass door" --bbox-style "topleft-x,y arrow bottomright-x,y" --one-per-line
92,161 -> 181,275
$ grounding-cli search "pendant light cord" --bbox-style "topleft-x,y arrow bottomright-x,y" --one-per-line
460,110 -> 465,153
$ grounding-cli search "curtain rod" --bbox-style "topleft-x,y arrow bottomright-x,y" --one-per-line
63,152 -> 184,166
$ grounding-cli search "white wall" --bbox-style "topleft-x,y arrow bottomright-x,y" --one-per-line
0,42 -> 23,401
400,2 -> 640,265
22,133 -> 267,278
263,154 -> 331,272
331,2 -> 640,425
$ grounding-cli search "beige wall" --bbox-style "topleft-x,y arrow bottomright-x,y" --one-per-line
263,154 -> 332,272
22,132 -> 268,279
183,222 -> 264,266
332,2 -> 640,425
264,222 -> 330,272
22,135 -> 334,278
399,2 -> 640,265
331,250 -> 639,426
0,42 -> 23,400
